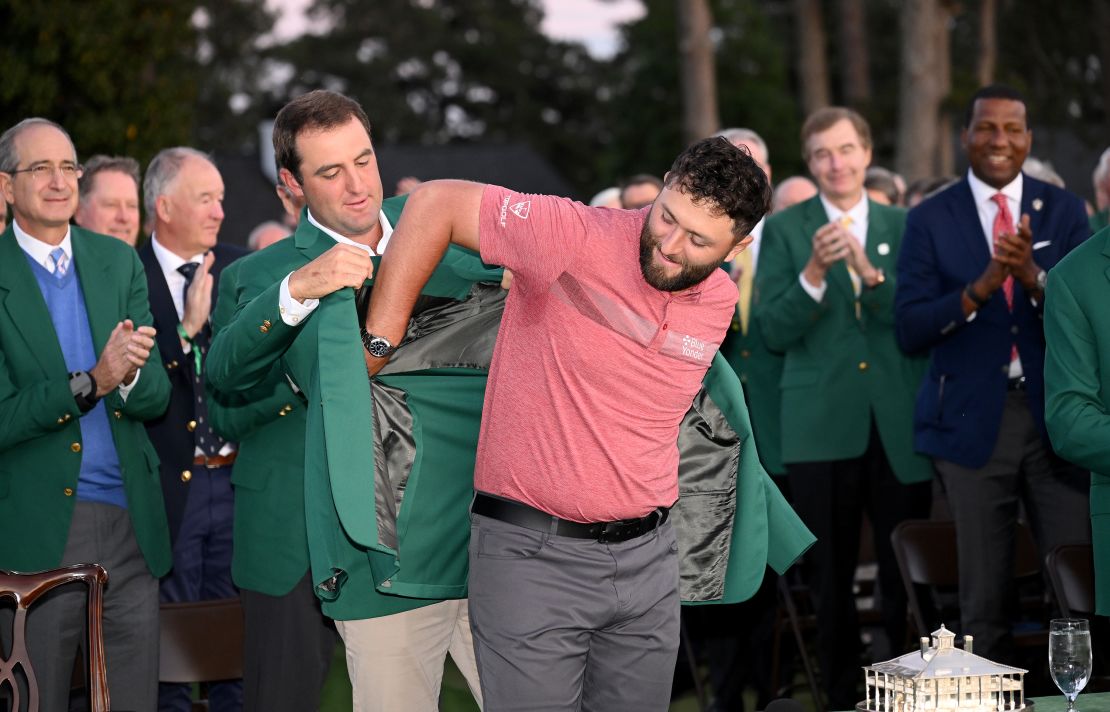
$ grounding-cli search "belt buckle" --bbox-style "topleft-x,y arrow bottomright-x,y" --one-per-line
598,518 -> 644,543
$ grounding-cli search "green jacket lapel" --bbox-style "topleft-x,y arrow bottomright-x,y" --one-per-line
865,203 -> 897,272
294,210 -> 338,263
316,283 -> 380,547
72,227 -> 116,355
0,228 -> 67,377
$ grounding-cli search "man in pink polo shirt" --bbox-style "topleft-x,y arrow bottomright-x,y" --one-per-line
363,137 -> 771,711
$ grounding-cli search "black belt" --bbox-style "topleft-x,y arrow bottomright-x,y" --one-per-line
471,493 -> 669,544
1008,376 -> 1027,391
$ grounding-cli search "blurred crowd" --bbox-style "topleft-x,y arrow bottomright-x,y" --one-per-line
1,80 -> 1108,712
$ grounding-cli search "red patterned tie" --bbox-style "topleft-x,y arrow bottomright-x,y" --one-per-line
991,193 -> 1015,310
992,193 -> 1018,364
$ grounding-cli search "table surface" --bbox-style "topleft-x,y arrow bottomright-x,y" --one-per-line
1031,692 -> 1110,712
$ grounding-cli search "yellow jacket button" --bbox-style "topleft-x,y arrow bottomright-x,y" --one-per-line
113,410 -> 122,419
70,442 -> 81,453
181,470 -> 192,483
741,349 -> 751,358
167,360 -> 179,369
63,487 -> 74,497
859,361 -> 869,371
187,420 -> 197,432
56,416 -> 66,425
259,324 -> 270,334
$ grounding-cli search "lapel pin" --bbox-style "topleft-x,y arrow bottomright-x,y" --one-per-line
877,243 -> 890,256
1032,198 -> 1043,211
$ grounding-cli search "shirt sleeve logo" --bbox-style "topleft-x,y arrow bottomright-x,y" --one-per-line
509,200 -> 531,220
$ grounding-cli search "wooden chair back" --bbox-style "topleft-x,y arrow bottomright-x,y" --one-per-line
0,564 -> 109,712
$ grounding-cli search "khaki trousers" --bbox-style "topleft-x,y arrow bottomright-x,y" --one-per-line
335,598 -> 482,711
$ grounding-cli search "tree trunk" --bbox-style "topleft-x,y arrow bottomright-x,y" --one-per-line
895,0 -> 949,182
837,0 -> 870,106
676,0 -> 719,144
976,0 -> 997,86
795,0 -> 830,116
1096,0 -> 1110,137
936,2 -> 955,176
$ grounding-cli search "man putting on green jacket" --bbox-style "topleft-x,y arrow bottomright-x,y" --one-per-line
363,137 -> 786,711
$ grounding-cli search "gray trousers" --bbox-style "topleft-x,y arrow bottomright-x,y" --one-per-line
1,501 -> 160,712
468,513 -> 680,712
935,390 -> 1090,664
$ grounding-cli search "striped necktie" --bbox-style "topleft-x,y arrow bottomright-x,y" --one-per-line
49,247 -> 69,279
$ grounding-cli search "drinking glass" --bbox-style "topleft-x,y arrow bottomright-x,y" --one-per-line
1049,618 -> 1093,712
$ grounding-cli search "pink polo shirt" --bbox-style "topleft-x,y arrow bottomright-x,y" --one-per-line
474,185 -> 737,522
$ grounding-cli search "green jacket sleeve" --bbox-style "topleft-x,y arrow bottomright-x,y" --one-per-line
1044,272 -> 1110,473
755,219 -> 828,352
207,279 -> 302,394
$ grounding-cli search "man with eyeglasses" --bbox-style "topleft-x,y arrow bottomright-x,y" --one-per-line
0,117 -> 172,710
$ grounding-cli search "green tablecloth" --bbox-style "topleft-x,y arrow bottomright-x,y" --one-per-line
1031,692 -> 1110,712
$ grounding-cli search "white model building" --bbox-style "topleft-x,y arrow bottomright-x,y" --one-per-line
862,625 -> 1027,712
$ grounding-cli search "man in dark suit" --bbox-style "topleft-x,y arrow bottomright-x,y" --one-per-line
755,107 -> 932,709
0,117 -> 171,710
896,84 -> 1091,665
138,146 -> 245,711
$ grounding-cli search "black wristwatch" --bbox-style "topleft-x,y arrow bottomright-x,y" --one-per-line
68,371 -> 100,413
360,329 -> 397,358
964,283 -> 990,309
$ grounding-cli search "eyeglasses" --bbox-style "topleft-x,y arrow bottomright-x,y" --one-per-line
7,163 -> 84,181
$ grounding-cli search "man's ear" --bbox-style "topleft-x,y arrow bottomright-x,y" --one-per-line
279,168 -> 305,199
155,194 -> 173,225
0,173 -> 13,207
725,233 -> 755,262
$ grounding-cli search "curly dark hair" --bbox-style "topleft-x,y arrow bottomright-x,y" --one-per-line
664,136 -> 771,240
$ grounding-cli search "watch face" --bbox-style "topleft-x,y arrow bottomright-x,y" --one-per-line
368,336 -> 394,358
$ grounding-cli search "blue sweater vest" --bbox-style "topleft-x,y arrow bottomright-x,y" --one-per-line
26,254 -> 128,509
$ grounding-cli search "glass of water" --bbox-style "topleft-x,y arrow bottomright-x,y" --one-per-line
1049,618 -> 1093,712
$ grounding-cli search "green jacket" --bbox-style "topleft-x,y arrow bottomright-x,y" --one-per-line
1043,225 -> 1110,615
754,196 -> 931,484
208,255 -> 310,597
720,284 -> 786,476
0,226 -> 172,575
1092,207 -> 1109,235
208,199 -> 814,616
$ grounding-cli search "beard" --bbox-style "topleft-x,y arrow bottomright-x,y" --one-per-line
638,220 -> 726,292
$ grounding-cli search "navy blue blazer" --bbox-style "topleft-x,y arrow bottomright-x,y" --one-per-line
895,174 -> 1090,468
139,241 -> 247,542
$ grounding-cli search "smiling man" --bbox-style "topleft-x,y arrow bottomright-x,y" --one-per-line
0,118 -> 170,711
754,106 -> 932,708
361,137 -> 774,711
895,84 -> 1092,664
75,155 -> 142,246
137,146 -> 246,711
